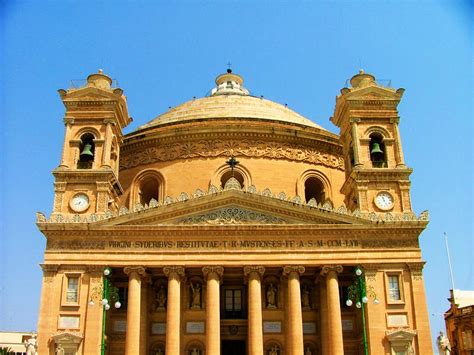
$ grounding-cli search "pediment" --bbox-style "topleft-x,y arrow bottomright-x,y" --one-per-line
63,86 -> 118,101
51,331 -> 83,344
346,85 -> 404,100
95,189 -> 370,227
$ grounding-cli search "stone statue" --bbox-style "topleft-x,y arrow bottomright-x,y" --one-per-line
190,348 -> 200,355
302,284 -> 311,308
190,282 -> 201,309
269,345 -> 279,355
55,345 -> 64,355
24,334 -> 37,355
266,283 -> 277,309
437,331 -> 451,354
155,349 -> 164,355
156,285 -> 167,310
305,347 -> 312,355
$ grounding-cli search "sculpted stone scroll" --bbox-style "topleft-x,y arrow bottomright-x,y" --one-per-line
202,266 -> 224,283
320,265 -> 343,276
283,265 -> 305,276
124,266 -> 147,278
163,266 -> 185,281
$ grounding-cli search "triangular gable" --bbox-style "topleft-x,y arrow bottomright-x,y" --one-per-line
93,189 -> 371,226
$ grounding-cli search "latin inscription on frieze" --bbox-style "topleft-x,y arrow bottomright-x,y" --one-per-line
47,238 -> 418,251
48,239 -> 361,250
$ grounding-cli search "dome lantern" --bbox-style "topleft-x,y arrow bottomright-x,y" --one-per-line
211,69 -> 250,96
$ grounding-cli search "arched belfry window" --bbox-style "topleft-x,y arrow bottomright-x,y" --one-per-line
369,133 -> 387,168
131,170 -> 164,207
304,177 -> 325,204
220,170 -> 244,189
139,176 -> 159,205
77,133 -> 95,169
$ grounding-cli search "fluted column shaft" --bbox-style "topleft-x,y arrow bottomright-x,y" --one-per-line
164,266 -> 185,355
322,265 -> 344,355
124,266 -> 146,355
350,118 -> 363,168
283,266 -> 305,355
391,118 -> 407,167
203,266 -> 224,355
244,266 -> 265,355
319,279 -> 330,355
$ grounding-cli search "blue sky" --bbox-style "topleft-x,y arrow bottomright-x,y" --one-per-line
1,0 -> 472,349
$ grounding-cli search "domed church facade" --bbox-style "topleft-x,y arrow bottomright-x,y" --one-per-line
36,69 -> 433,355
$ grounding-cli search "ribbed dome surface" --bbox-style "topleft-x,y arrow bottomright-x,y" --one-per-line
139,95 -> 324,130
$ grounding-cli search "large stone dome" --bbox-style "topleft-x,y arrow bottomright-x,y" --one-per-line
138,70 -> 324,131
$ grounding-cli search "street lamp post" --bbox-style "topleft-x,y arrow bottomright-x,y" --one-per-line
89,267 -> 121,355
345,266 -> 379,355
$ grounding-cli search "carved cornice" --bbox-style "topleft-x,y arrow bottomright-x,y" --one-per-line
202,266 -> 224,282
407,262 -> 425,280
163,266 -> 185,281
243,266 -> 265,281
120,139 -> 345,171
124,266 -> 147,278
283,265 -> 305,276
320,265 -> 343,276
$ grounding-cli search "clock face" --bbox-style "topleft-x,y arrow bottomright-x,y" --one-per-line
374,191 -> 394,211
70,193 -> 90,212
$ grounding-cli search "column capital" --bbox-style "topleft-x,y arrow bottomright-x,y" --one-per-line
124,266 -> 147,278
202,266 -> 224,282
350,117 -> 361,123
63,117 -> 75,126
163,266 -> 185,281
283,265 -> 305,277
407,262 -> 425,280
40,264 -> 59,276
362,264 -> 379,282
390,117 -> 400,124
320,265 -> 343,276
243,266 -> 265,282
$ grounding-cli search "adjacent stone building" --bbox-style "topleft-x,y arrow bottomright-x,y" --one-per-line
36,69 -> 433,354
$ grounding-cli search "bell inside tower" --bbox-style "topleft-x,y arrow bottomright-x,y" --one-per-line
77,133 -> 95,169
369,133 -> 387,168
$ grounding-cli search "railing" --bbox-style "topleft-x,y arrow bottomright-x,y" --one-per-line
69,79 -> 120,89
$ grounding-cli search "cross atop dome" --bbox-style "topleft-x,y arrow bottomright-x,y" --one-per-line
210,68 -> 250,96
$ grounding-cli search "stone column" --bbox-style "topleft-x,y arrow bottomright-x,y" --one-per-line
124,266 -> 146,355
283,266 -> 305,355
203,266 -> 224,355
59,118 -> 74,167
140,275 -> 150,355
164,266 -> 185,355
244,266 -> 265,355
390,117 -> 407,168
318,278 -> 330,355
102,119 -> 114,167
321,265 -> 344,355
350,118 -> 363,168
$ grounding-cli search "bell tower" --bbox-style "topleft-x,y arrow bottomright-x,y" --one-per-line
52,70 -> 132,216
331,70 -> 412,213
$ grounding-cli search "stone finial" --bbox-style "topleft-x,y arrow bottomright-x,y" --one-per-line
87,69 -> 112,90
350,69 -> 376,89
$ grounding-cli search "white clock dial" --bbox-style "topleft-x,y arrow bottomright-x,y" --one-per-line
70,193 -> 90,212
374,191 -> 394,211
